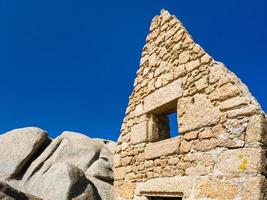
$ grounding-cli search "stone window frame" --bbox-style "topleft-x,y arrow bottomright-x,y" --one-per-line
146,101 -> 179,143
130,79 -> 183,145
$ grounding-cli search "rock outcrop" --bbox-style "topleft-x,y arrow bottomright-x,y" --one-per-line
0,127 -> 51,180
0,181 -> 42,200
0,127 -> 116,200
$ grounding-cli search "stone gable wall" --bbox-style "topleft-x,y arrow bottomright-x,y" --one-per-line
114,10 -> 267,200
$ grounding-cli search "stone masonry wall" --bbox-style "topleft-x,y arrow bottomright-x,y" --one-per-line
114,10 -> 267,200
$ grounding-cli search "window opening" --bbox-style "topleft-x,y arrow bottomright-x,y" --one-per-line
148,110 -> 179,142
168,112 -> 179,138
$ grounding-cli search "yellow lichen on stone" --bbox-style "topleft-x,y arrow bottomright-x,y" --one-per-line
239,155 -> 247,171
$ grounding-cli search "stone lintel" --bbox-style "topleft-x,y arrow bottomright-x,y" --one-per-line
135,176 -> 194,197
134,79 -> 183,117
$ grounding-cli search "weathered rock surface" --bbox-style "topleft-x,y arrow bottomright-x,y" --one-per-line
0,127 -> 116,200
0,127 -> 51,180
25,163 -> 98,200
0,181 -> 41,200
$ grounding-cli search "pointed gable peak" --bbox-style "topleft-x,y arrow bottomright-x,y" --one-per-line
149,9 -> 183,32
135,9 -> 211,93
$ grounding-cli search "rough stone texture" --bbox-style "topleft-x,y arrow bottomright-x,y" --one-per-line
144,137 -> 180,159
0,129 -> 116,200
0,127 -> 51,181
114,9 -> 266,200
143,79 -> 183,114
130,121 -> 148,145
0,181 -> 42,200
195,178 -> 239,200
177,93 -> 221,133
242,176 -> 266,200
25,163 -> 98,200
88,176 -> 114,200
135,176 -> 193,197
116,182 -> 136,199
215,148 -> 265,175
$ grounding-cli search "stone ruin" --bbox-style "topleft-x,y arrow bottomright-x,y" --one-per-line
0,9 -> 266,200
113,10 -> 267,200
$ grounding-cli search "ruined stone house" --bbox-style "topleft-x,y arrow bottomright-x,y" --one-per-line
113,10 -> 267,200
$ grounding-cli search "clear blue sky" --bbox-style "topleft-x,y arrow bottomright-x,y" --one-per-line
0,0 -> 266,140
